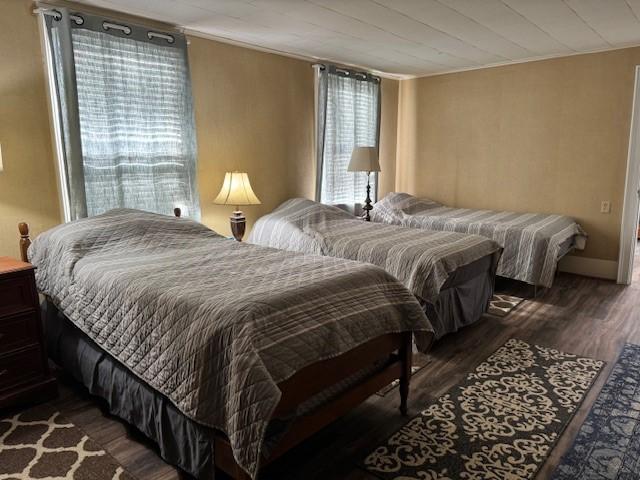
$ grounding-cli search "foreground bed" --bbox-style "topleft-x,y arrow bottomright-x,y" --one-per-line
20,209 -> 432,479
249,199 -> 503,339
372,193 -> 587,288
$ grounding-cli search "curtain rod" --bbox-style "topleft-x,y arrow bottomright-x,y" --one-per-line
33,6 -> 182,45
312,63 -> 381,82
34,7 -> 82,24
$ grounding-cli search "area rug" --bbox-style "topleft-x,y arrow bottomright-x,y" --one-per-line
362,338 -> 604,480
552,343 -> 640,479
0,404 -> 135,479
376,356 -> 429,397
486,294 -> 525,317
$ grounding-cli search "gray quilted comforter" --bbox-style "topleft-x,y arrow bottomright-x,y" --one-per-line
372,193 -> 588,287
29,209 -> 432,479
248,199 -> 502,303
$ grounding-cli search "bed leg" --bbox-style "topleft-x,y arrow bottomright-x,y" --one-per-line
399,332 -> 412,416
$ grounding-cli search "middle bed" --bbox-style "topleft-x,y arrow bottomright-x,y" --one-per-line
249,198 -> 503,339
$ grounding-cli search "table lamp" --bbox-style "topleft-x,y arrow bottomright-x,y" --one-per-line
348,146 -> 381,221
213,171 -> 261,241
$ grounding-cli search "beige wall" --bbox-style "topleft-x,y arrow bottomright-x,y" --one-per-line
378,78 -> 399,198
397,48 -> 640,261
189,44 -> 400,235
188,36 -> 314,236
190,49 -> 398,235
0,0 -> 61,260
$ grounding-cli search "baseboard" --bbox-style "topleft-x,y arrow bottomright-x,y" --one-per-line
558,256 -> 618,280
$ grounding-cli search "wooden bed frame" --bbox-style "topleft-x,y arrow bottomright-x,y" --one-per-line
18,218 -> 413,480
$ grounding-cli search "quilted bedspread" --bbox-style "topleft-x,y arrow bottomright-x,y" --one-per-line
248,199 -> 502,303
29,209 -> 432,479
372,193 -> 588,288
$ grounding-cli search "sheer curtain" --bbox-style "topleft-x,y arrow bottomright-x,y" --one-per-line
316,65 -> 380,212
45,9 -> 200,220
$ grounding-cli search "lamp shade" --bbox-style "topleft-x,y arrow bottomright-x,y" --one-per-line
348,146 -> 380,173
213,172 -> 261,206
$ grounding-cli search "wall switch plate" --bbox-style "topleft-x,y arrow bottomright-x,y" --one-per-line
600,200 -> 611,213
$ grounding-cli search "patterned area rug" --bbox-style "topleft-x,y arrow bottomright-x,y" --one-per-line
362,339 -> 604,480
486,294 -> 525,317
0,404 -> 135,479
552,343 -> 640,479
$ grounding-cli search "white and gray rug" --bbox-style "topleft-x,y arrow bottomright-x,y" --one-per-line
487,293 -> 526,317
0,404 -> 135,479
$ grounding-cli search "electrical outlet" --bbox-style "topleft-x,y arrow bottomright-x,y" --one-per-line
600,200 -> 611,214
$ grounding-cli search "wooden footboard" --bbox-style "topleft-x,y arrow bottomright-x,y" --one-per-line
215,331 -> 412,479
18,220 -> 413,480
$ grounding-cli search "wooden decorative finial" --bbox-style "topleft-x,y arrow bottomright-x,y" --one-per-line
18,222 -> 31,263
173,207 -> 181,218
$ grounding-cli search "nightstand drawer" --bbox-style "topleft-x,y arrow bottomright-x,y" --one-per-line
0,346 -> 44,393
0,272 -> 37,318
0,311 -> 39,352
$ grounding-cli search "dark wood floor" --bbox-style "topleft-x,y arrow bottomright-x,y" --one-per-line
44,246 -> 640,480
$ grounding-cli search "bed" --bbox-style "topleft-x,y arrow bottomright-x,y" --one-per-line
248,198 -> 503,339
19,208 -> 433,480
371,192 -> 588,288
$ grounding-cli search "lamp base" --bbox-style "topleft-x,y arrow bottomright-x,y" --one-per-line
230,211 -> 246,242
362,177 -> 373,222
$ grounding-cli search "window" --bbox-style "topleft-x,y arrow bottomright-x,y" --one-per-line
43,8 -> 200,220
316,65 -> 380,210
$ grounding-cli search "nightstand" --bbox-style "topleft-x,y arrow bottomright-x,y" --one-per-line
0,257 -> 57,408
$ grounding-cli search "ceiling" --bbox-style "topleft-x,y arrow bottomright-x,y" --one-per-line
74,0 -> 640,77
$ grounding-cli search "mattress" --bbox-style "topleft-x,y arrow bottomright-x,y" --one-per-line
249,198 -> 502,303
557,234 -> 576,260
43,252 -> 493,478
43,300 -> 390,479
29,208 -> 432,478
372,193 -> 587,287
249,199 -> 501,338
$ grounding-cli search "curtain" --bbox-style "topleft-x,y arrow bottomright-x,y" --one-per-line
316,65 -> 381,212
45,9 -> 200,220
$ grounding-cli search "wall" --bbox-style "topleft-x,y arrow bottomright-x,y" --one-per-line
397,47 -> 640,269
189,43 -> 399,235
378,78 -> 399,198
0,0 -> 61,260
188,36 -> 314,236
